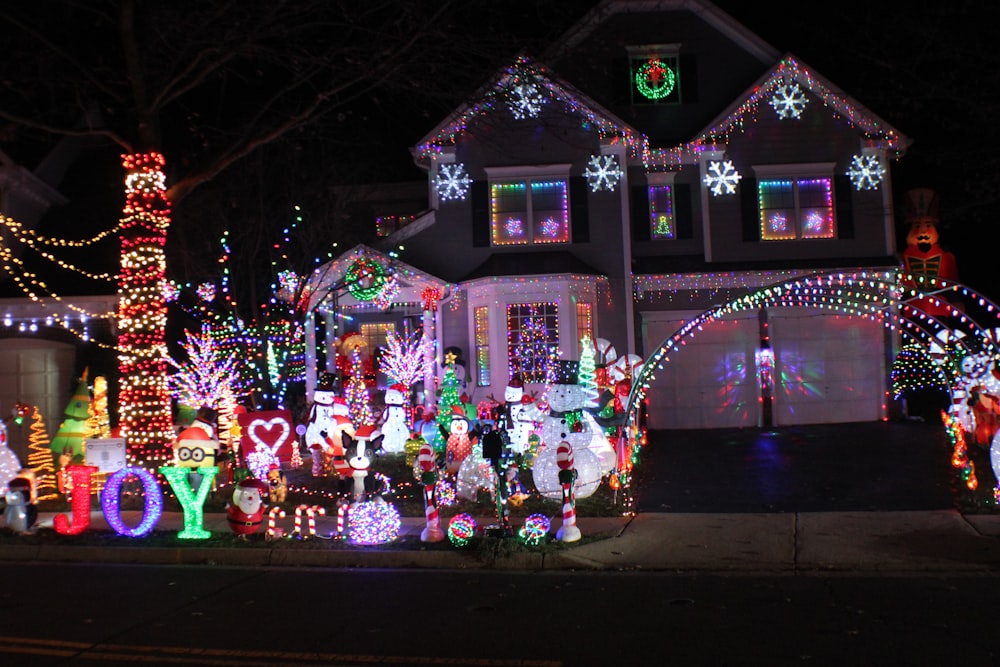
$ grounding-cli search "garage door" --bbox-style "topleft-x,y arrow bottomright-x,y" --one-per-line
640,310 -> 760,430
0,339 -> 75,462
769,308 -> 887,425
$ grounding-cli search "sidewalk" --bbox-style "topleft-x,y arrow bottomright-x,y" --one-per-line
4,509 -> 1000,573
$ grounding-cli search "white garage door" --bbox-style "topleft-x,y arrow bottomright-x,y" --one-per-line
640,310 -> 760,430
0,339 -> 75,462
769,308 -> 886,425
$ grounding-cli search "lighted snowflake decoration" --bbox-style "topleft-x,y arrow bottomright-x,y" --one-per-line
505,216 -> 525,238
507,82 -> 546,120
769,82 -> 808,119
703,160 -> 742,196
583,154 -> 623,192
538,216 -> 560,238
434,163 -> 473,201
846,154 -> 886,190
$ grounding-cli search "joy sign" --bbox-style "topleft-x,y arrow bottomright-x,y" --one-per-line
237,410 -> 295,465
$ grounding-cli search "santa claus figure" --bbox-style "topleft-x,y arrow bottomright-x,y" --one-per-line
226,478 -> 267,536
900,188 -> 960,318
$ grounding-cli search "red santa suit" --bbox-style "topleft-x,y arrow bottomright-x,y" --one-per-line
226,479 -> 266,536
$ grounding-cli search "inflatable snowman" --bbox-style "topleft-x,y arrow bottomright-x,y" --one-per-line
539,360 -> 615,476
379,383 -> 410,455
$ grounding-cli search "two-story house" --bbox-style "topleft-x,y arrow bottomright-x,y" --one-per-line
304,0 -> 910,431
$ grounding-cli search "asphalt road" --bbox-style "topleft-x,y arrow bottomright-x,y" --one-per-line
632,420 -> 959,513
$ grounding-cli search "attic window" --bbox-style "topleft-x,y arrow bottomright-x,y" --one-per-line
628,44 -> 681,105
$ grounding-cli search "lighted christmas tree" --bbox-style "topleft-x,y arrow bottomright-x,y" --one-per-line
50,376 -> 93,461
436,364 -> 463,435
167,324 -> 240,412
510,304 -> 559,384
579,335 -> 599,409
90,375 -> 112,438
117,152 -> 174,460
26,406 -> 58,501
345,347 -> 374,427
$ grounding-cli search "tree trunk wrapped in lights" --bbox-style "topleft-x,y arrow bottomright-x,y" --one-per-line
118,152 -> 174,461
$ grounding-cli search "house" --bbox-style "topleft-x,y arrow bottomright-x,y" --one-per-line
305,0 -> 912,430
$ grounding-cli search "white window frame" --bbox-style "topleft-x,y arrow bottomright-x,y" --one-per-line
485,164 -> 572,247
752,163 -> 837,241
647,171 -> 678,240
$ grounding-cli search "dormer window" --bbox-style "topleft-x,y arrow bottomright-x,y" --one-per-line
628,44 -> 681,105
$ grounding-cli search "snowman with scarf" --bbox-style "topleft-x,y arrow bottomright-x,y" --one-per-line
502,374 -> 535,456
378,383 -> 410,455
540,360 -> 615,476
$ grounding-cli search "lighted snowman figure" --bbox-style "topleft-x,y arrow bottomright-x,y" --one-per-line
305,372 -> 340,454
540,360 -> 615,476
3,477 -> 36,533
378,383 -> 410,455
0,415 -> 23,495
503,375 -> 534,455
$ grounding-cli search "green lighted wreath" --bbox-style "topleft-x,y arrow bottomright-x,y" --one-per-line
345,258 -> 387,301
635,59 -> 676,100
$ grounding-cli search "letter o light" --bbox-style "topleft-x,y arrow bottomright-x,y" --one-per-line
101,466 -> 164,537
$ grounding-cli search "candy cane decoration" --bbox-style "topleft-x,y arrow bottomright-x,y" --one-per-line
306,505 -> 325,538
555,441 -> 581,542
417,443 -> 445,543
336,502 -> 349,539
266,506 -> 286,540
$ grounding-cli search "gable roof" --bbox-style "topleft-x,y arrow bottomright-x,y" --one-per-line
647,54 -> 912,169
412,56 -> 647,168
304,244 -> 455,312
541,0 -> 780,66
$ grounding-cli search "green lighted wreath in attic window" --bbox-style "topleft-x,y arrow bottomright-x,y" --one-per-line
635,59 -> 676,100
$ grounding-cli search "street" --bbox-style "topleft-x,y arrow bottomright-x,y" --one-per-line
1,562 -> 999,666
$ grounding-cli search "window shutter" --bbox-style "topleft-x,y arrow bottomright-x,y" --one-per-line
631,184 -> 650,241
675,183 -> 693,239
741,178 -> 759,242
570,176 -> 590,243
679,54 -> 698,104
471,181 -> 489,247
834,175 -> 855,239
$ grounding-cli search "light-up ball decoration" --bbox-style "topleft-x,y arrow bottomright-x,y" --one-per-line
347,498 -> 401,545
532,444 -> 602,500
519,514 -> 551,546
447,512 -> 477,547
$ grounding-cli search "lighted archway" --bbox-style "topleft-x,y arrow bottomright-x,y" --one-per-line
620,270 -> 1000,505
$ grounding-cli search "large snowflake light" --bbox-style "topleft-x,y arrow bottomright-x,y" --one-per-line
507,82 -> 546,120
769,82 -> 808,119
583,154 -> 623,192
434,163 -> 472,201
846,153 -> 886,190
703,160 -> 742,196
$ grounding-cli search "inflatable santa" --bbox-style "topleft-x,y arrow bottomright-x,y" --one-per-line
226,478 -> 267,536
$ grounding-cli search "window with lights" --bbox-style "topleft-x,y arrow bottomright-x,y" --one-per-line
506,302 -> 560,384
753,165 -> 837,241
648,185 -> 675,239
490,179 -> 570,245
628,44 -> 682,105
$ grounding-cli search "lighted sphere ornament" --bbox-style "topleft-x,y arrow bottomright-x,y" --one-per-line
447,512 -> 477,547
347,496 -> 401,546
532,441 -> 601,500
518,514 -> 551,546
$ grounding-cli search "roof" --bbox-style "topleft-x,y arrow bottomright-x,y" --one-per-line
412,56 -> 645,168
461,251 -> 606,281
648,54 -> 912,169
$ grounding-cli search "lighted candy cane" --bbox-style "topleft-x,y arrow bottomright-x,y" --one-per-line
417,443 -> 445,543
306,505 -> 326,538
336,502 -> 349,539
292,504 -> 310,539
266,506 -> 286,540
555,441 -> 581,543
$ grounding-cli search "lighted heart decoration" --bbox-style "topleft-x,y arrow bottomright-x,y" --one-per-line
237,410 -> 294,464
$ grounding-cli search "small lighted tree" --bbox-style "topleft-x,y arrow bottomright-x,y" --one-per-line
381,328 -> 432,388
436,364 -> 463,435
51,377 -> 93,461
168,324 -> 240,411
26,407 -> 59,501
579,335 -> 599,409
345,347 -> 374,427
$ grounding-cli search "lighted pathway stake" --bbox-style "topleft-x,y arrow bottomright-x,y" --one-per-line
555,441 -> 581,543
418,442 -> 444,542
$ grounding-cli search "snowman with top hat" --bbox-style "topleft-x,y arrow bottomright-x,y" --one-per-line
378,383 -> 410,455
540,360 -> 615,476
